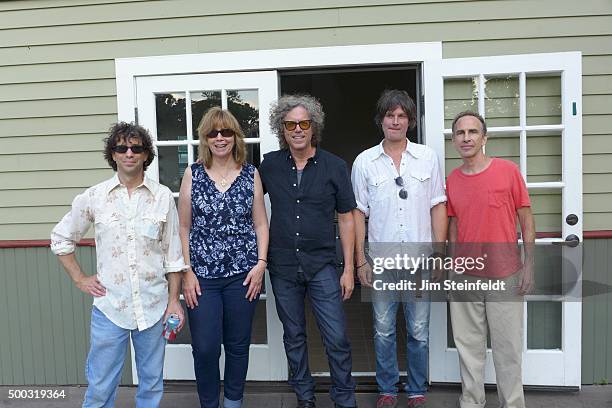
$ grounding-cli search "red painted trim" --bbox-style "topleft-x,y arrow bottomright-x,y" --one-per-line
584,230 -> 612,239
2,231 -> 612,248
0,239 -> 95,248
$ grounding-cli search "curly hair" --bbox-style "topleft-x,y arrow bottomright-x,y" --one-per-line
196,107 -> 247,168
374,89 -> 417,131
269,94 -> 325,149
103,122 -> 155,171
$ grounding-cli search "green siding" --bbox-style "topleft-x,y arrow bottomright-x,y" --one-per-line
0,246 -> 132,385
582,239 -> 612,385
1,0 -> 610,239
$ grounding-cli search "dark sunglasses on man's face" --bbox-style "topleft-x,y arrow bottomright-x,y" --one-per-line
207,128 -> 235,138
283,120 -> 312,131
112,145 -> 145,154
395,176 -> 408,200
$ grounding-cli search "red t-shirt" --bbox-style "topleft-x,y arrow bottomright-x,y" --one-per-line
446,158 -> 531,278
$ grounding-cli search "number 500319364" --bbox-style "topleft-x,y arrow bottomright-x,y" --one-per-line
8,389 -> 66,399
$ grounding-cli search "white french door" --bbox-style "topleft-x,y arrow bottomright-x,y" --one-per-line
133,71 -> 287,381
428,52 -> 583,387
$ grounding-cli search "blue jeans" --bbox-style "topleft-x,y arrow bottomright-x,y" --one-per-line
83,306 -> 166,408
187,273 -> 258,408
270,264 -> 356,407
372,271 -> 430,397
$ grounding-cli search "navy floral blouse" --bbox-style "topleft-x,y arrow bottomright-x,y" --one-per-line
190,162 -> 258,279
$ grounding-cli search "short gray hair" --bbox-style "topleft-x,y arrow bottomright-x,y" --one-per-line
269,94 -> 325,149
452,111 -> 487,135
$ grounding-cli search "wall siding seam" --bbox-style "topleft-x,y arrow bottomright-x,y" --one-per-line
2,20 -> 612,51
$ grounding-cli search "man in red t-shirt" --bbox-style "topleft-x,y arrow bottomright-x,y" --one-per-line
446,111 -> 535,408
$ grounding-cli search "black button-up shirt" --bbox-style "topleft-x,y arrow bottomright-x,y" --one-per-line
259,148 -> 357,281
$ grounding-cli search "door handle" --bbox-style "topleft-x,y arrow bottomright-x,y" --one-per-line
551,234 -> 580,247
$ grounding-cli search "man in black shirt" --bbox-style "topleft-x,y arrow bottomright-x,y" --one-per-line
259,94 -> 357,408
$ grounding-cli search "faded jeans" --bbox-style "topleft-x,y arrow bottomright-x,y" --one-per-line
83,306 -> 166,408
372,269 -> 430,397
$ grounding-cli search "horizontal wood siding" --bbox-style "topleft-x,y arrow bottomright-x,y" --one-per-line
0,0 -> 610,239
0,246 -> 132,385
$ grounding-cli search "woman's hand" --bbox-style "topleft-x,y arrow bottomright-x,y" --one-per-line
182,268 -> 201,309
243,261 -> 266,301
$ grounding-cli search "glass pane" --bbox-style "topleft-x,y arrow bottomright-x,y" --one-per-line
530,188 -> 562,233
158,146 -> 187,192
533,242 -> 564,295
191,90 -> 222,139
173,300 -> 268,345
155,93 -> 187,141
444,77 -> 478,129
526,74 -> 562,126
251,300 -> 268,344
485,132 -> 520,166
527,132 -> 561,183
228,89 -> 259,138
246,143 -> 261,167
484,75 -> 520,127
527,301 -> 562,349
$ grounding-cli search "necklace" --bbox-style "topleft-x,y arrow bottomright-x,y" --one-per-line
211,164 -> 233,189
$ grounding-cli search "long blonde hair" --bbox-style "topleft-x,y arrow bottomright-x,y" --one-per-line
197,107 -> 247,168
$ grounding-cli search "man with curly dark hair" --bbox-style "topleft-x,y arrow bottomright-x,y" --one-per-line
51,122 -> 186,408
259,94 -> 358,408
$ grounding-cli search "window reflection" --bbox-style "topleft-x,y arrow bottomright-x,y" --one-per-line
191,90 -> 222,139
155,93 -> 187,141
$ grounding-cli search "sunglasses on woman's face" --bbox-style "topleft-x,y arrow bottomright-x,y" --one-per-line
395,176 -> 408,200
283,120 -> 312,131
206,128 -> 235,138
112,145 -> 145,154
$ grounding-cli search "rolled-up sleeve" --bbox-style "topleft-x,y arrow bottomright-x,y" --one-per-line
161,194 -> 187,273
50,191 -> 93,255
351,154 -> 370,217
430,152 -> 447,208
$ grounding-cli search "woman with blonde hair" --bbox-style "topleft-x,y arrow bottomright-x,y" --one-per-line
178,107 -> 268,408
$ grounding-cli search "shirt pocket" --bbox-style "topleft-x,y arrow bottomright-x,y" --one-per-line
94,212 -> 120,236
367,177 -> 392,203
488,189 -> 508,208
139,213 -> 166,241
406,170 -> 431,199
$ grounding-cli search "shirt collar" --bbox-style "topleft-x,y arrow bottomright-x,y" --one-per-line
372,138 -> 423,161
106,174 -> 158,196
284,147 -> 320,163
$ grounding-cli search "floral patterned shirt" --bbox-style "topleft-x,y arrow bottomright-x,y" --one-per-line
51,174 -> 187,331
190,163 -> 258,279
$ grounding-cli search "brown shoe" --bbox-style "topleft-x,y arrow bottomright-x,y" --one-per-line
376,394 -> 398,408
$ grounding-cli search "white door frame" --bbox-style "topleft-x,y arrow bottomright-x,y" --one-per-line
429,51 -> 582,387
116,42 -> 444,159
133,71 -> 283,381
115,42 -> 444,383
